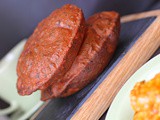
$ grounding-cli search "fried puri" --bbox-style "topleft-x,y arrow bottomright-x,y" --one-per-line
17,4 -> 85,95
41,12 -> 120,101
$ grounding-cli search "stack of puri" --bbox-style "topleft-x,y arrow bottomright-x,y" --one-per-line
16,4 -> 120,101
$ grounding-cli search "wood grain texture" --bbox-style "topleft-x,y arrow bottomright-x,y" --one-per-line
71,16 -> 160,120
121,10 -> 160,23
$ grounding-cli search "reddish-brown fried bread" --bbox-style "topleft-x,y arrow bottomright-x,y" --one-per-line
41,11 -> 120,101
17,4 -> 85,95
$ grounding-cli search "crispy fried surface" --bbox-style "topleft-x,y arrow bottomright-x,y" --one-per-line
130,73 -> 160,120
17,4 -> 85,95
41,11 -> 120,101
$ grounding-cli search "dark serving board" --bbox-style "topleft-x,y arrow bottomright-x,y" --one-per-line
34,17 -> 159,120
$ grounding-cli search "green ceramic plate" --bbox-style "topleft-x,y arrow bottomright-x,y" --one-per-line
0,39 -> 43,120
106,54 -> 160,120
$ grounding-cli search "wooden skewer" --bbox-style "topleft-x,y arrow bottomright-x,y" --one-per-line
121,10 -> 160,23
71,16 -> 160,120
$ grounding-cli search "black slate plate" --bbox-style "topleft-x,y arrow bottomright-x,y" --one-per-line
34,17 -> 156,120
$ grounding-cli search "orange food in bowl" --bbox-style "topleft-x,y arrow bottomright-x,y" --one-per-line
130,73 -> 160,120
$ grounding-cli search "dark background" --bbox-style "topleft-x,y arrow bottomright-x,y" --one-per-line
0,0 -> 160,59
